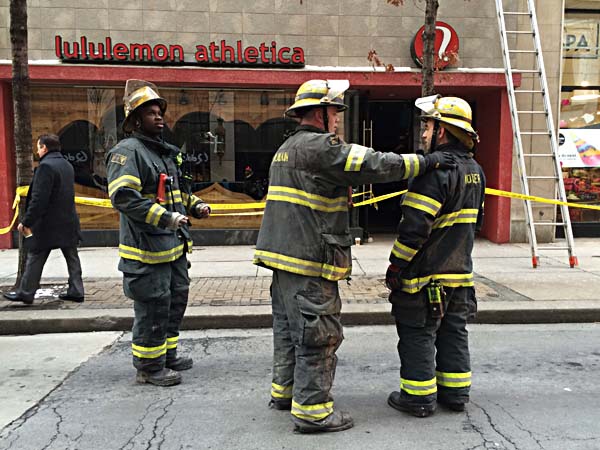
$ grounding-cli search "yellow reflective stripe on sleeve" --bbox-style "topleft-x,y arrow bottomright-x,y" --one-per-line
344,144 -> 368,172
401,154 -> 421,179
436,371 -> 472,388
402,192 -> 442,216
400,273 -> 474,294
391,239 -> 418,262
401,377 -> 437,396
433,209 -> 479,229
119,244 -> 185,264
108,175 -> 142,197
166,336 -> 178,350
145,203 -> 167,226
266,186 -> 348,213
132,341 -> 167,359
271,383 -> 293,399
253,250 -> 351,281
291,400 -> 334,420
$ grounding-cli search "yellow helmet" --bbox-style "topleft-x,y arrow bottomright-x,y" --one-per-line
415,95 -> 479,149
285,79 -> 349,118
122,79 -> 167,133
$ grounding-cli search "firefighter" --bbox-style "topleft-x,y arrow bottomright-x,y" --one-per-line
385,95 -> 486,417
106,80 -> 211,387
253,79 -> 457,433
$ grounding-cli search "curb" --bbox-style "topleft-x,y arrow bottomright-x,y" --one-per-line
1,301 -> 600,335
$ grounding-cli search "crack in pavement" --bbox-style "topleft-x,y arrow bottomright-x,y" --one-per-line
40,403 -> 64,450
118,397 -> 175,450
152,399 -> 176,450
465,402 -> 515,450
494,402 -> 545,449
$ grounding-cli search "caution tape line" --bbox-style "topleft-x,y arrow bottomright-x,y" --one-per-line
2,186 -> 599,234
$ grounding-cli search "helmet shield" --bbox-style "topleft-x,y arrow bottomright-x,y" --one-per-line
285,79 -> 349,118
122,79 -> 167,133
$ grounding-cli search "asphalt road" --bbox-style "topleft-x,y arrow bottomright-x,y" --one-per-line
1,324 -> 599,450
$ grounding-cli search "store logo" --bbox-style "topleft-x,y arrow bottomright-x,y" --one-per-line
410,21 -> 459,70
54,36 -> 305,67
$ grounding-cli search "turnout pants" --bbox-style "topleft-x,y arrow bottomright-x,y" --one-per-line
122,255 -> 190,372
270,269 -> 344,422
391,286 -> 476,406
19,246 -> 84,301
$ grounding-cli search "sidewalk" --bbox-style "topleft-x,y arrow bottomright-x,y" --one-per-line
1,236 -> 599,334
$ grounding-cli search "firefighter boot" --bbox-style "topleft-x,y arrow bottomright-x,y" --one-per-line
136,368 -> 182,387
166,354 -> 193,371
292,410 -> 354,433
268,397 -> 292,410
387,391 -> 436,418
438,398 -> 466,412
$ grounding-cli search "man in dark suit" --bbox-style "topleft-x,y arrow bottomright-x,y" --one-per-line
3,134 -> 84,305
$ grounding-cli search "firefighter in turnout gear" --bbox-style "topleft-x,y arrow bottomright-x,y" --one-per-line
385,95 -> 485,417
253,79 -> 457,433
106,80 -> 211,387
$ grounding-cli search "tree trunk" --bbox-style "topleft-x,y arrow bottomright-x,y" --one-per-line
10,0 -> 32,286
421,0 -> 439,96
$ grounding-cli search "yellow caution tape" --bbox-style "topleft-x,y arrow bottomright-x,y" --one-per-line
2,185 -> 599,235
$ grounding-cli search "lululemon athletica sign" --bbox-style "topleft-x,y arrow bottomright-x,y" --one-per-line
54,36 -> 305,67
410,21 -> 459,70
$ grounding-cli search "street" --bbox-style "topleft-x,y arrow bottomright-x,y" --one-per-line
1,324 -> 599,450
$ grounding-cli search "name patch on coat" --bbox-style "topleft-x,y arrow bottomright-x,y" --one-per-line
110,153 -> 128,165
464,173 -> 481,184
272,152 -> 289,163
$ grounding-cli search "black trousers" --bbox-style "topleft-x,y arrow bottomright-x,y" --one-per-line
391,286 -> 476,406
270,269 -> 343,422
123,255 -> 190,372
18,247 -> 84,301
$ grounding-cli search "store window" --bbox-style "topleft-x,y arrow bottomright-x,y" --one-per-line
559,11 -> 600,233
29,85 -> 299,230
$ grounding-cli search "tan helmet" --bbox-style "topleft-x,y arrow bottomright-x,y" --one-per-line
122,79 -> 167,133
415,94 -> 479,149
285,79 -> 349,118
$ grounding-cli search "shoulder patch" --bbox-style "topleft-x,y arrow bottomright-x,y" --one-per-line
110,153 -> 128,165
328,135 -> 340,145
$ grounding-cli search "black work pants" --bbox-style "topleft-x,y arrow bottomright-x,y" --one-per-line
391,286 -> 476,406
18,247 -> 84,301
270,269 -> 343,422
123,255 -> 189,372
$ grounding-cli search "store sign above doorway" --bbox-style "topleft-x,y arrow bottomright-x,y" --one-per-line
54,36 -> 305,68
410,21 -> 459,70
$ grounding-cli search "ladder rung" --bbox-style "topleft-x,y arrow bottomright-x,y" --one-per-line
517,111 -> 547,114
537,246 -> 570,251
533,222 -> 566,226
523,154 -> 554,157
515,90 -> 544,93
512,69 -> 540,73
506,30 -> 534,34
520,131 -> 550,135
504,12 -> 531,15
526,175 -> 558,179
509,50 -> 537,54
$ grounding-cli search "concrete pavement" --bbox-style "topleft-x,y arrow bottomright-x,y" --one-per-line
1,236 -> 600,333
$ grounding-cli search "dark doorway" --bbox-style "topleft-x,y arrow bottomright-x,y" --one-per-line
360,101 -> 414,234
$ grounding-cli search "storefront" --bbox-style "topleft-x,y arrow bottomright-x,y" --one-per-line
2,1 -> 562,248
559,6 -> 600,237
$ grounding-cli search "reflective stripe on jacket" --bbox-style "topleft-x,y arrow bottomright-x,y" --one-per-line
389,143 -> 486,293
254,125 -> 426,281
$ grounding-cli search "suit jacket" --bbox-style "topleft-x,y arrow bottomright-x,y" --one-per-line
22,151 -> 81,250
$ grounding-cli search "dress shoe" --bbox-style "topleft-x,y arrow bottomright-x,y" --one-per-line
165,355 -> 193,371
136,368 -> 182,387
268,397 -> 292,410
3,291 -> 34,305
59,293 -> 84,303
292,410 -> 354,433
387,391 -> 435,418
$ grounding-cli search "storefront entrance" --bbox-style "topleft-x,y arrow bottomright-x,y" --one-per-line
358,100 -> 414,234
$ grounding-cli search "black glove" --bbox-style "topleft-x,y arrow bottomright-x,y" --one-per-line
385,264 -> 403,291
424,151 -> 457,171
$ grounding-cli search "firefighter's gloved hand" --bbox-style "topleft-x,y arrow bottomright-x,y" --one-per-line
385,264 -> 403,291
166,212 -> 189,230
424,152 -> 457,171
195,202 -> 211,219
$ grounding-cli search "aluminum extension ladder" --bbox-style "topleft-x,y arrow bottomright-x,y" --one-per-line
495,0 -> 578,268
